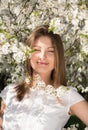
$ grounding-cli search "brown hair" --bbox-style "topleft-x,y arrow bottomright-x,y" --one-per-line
15,25 -> 67,101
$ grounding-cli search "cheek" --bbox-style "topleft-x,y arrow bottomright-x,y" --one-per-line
31,53 -> 37,61
53,59 -> 55,68
30,53 -> 39,67
30,54 -> 36,66
50,56 -> 55,67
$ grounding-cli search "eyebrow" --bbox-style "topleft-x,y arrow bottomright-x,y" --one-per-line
33,45 -> 54,49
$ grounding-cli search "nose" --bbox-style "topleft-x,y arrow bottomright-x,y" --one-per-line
39,50 -> 46,59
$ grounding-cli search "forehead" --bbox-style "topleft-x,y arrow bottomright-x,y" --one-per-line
33,36 -> 53,47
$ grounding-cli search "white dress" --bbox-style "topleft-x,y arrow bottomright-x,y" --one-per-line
0,83 -> 84,130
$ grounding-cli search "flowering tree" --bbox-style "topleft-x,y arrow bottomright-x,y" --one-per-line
0,0 -> 88,129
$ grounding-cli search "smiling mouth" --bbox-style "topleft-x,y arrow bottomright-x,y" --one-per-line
37,61 -> 48,65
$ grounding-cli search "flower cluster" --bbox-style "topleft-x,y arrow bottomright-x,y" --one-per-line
0,38 -> 32,83
62,124 -> 88,130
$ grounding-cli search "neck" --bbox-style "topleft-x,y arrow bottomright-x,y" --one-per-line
33,72 -> 51,86
40,74 -> 51,85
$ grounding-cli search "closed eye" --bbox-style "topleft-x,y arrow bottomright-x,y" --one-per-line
48,50 -> 55,53
33,47 -> 41,52
48,50 -> 54,52
34,49 -> 40,51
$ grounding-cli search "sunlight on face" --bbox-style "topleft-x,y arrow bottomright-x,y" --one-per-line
30,36 -> 55,75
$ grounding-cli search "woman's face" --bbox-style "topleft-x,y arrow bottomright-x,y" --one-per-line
30,36 -> 55,76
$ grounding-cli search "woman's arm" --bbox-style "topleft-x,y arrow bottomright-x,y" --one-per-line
70,100 -> 88,126
0,111 -> 3,130
0,98 -> 6,130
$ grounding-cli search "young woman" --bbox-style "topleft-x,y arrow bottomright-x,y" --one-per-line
0,25 -> 88,130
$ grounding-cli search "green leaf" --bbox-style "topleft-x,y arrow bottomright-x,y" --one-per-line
80,33 -> 88,39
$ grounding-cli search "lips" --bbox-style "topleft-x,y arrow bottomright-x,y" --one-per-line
37,61 -> 48,65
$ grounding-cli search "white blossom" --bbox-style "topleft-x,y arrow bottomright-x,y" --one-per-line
1,42 -> 11,55
13,50 -> 26,63
0,33 -> 6,43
